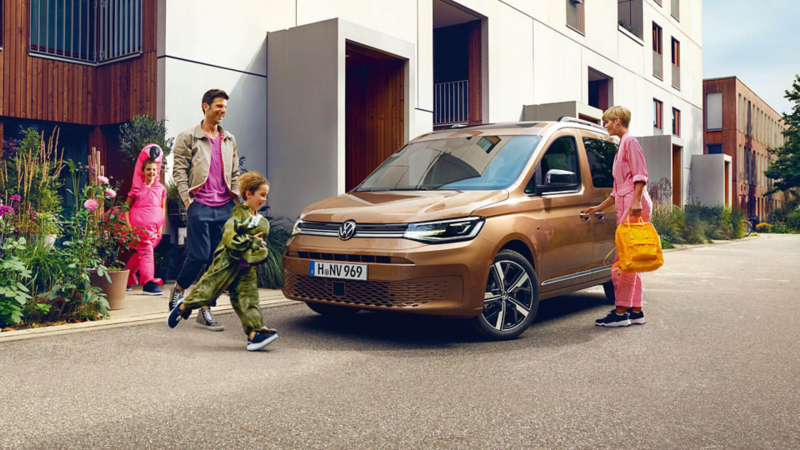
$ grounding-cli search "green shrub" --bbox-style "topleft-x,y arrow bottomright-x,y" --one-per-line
651,205 -> 684,245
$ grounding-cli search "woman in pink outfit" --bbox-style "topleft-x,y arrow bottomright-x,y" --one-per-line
125,144 -> 167,295
585,106 -> 653,327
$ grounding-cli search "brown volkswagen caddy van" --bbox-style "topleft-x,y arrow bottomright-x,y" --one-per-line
282,118 -> 619,340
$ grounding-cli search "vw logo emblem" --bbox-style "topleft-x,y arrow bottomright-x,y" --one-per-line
338,220 -> 357,241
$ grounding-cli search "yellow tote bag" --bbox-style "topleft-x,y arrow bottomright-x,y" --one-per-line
612,217 -> 664,274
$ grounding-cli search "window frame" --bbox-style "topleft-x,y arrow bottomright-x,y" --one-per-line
566,0 -> 585,35
28,0 -> 143,65
582,136 -> 616,189
653,99 -> 663,130
672,107 -> 681,136
526,134 -> 583,196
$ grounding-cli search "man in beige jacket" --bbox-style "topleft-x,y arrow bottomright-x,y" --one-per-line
170,89 -> 241,331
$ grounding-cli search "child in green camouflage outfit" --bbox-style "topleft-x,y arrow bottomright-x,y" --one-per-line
167,171 -> 278,351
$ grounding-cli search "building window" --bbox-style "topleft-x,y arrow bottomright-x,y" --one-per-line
738,145 -> 743,181
671,38 -> 680,89
29,0 -> 142,65
706,92 -> 723,130
707,144 -> 722,155
748,101 -> 752,136
672,108 -> 681,136
617,0 -> 644,40
653,99 -> 663,131
652,23 -> 663,79
566,0 -> 585,35
738,94 -> 743,131
671,0 -> 680,20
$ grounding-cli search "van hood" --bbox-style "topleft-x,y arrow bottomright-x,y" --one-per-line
300,190 -> 509,223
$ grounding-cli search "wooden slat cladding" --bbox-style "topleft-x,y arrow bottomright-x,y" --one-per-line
345,55 -> 405,192
0,0 -> 157,126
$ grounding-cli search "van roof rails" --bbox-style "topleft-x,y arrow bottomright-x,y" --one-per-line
557,116 -> 607,133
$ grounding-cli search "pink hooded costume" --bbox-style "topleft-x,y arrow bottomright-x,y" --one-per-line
125,144 -> 166,287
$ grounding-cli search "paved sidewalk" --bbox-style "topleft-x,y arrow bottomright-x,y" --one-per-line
0,283 -> 297,343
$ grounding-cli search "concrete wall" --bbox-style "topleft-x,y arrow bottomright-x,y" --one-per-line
523,102 -> 603,123
691,154 -> 731,207
639,135 -> 677,206
156,0 -> 285,179
157,0 -> 703,217
267,19 -> 416,219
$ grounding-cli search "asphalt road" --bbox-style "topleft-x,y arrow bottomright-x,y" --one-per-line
1,234 -> 799,449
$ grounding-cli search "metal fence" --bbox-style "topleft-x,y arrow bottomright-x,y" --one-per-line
29,0 -> 141,65
434,80 -> 469,126
99,0 -> 142,63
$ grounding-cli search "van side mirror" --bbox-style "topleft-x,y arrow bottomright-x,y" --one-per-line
536,169 -> 578,194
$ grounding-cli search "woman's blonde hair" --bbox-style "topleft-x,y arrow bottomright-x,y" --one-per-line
239,171 -> 270,199
602,106 -> 632,128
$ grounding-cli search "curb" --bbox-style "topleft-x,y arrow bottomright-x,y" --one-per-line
662,235 -> 759,253
0,298 -> 300,344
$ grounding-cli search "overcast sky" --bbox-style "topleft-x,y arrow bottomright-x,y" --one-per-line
703,0 -> 800,115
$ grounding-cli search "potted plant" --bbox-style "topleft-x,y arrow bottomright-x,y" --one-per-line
166,181 -> 188,227
63,160 -> 141,310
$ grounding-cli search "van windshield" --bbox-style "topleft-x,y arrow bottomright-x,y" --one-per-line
355,135 -> 542,192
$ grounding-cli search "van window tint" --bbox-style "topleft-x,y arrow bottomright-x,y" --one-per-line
583,137 -> 616,188
356,135 -> 542,192
526,136 -> 581,193
541,136 -> 580,182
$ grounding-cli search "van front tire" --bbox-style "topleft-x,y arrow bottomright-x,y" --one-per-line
472,249 -> 540,341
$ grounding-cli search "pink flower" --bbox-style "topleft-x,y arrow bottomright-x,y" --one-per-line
84,199 -> 99,212
10,194 -> 21,202
0,205 -> 13,217
98,176 -> 109,185
105,188 -> 116,198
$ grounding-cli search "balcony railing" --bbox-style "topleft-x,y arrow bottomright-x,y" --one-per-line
434,80 -> 469,127
653,51 -> 663,79
672,64 -> 680,90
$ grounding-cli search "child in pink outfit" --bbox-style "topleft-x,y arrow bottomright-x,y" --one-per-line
125,144 -> 167,296
585,106 -> 652,327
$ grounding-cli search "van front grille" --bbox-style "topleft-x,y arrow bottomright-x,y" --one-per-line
283,273 -> 453,308
288,252 -> 412,265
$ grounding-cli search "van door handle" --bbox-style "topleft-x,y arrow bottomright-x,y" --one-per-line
579,212 -> 590,221
594,212 -> 605,219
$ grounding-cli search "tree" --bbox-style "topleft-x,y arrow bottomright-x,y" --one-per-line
765,74 -> 800,194
118,115 -> 175,168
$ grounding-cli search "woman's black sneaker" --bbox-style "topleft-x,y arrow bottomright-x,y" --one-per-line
629,310 -> 646,325
595,310 -> 631,327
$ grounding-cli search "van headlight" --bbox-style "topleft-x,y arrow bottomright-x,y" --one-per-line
291,218 -> 304,236
403,217 -> 485,244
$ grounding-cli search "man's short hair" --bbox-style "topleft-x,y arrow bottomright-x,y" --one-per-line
201,89 -> 229,113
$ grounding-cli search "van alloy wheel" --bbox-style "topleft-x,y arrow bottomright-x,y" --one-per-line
473,250 -> 540,340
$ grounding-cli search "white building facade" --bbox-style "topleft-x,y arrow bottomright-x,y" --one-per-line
156,0 -> 703,219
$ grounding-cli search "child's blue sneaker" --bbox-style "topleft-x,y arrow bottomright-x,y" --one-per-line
247,329 -> 278,351
167,299 -> 187,328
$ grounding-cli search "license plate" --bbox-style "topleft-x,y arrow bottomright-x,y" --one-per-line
310,261 -> 368,281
